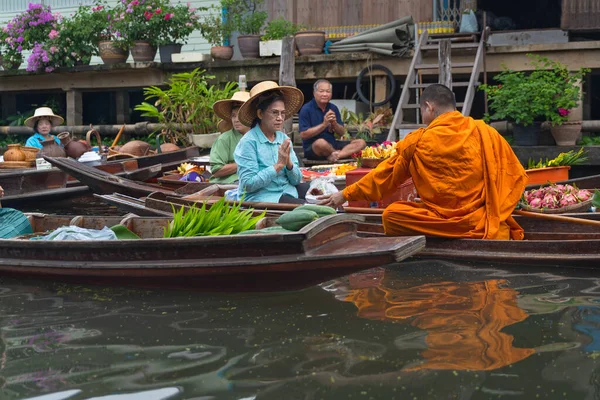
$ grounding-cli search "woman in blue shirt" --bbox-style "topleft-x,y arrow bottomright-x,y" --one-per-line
24,107 -> 64,149
235,81 -> 308,204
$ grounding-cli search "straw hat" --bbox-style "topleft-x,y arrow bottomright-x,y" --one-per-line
213,91 -> 251,122
237,81 -> 304,127
24,107 -> 64,128
217,119 -> 232,133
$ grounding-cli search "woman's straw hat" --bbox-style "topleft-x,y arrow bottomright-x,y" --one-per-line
213,91 -> 251,123
237,81 -> 304,127
24,107 -> 64,128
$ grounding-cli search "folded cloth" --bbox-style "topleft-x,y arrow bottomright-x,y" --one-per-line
0,208 -> 33,239
32,226 -> 117,241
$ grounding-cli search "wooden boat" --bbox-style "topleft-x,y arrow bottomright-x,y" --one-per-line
0,159 -> 167,207
0,213 -> 425,291
99,190 -> 600,267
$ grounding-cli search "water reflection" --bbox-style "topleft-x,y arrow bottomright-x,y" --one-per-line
335,273 -> 535,370
3,261 -> 600,399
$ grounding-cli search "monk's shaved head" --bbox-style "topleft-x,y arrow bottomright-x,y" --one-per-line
420,84 -> 456,124
420,84 -> 456,109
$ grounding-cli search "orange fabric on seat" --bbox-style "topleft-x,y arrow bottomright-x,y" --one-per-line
342,111 -> 527,239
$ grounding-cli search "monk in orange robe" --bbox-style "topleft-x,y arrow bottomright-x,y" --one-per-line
319,84 -> 527,239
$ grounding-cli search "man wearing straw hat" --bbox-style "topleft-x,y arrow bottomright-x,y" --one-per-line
210,91 -> 251,183
24,107 -> 64,149
235,81 -> 308,204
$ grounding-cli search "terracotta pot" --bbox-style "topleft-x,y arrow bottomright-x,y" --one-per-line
159,43 -> 183,63
237,35 -> 261,58
3,144 -> 26,162
160,143 -> 180,153
119,140 -> 151,157
131,40 -> 157,62
37,138 -> 66,158
550,121 -> 582,146
58,132 -> 89,159
21,146 -> 41,161
98,41 -> 129,64
210,46 -> 234,61
295,31 -> 325,55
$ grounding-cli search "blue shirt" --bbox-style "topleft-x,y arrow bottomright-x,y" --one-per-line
234,125 -> 303,203
299,98 -> 344,154
25,133 -> 61,149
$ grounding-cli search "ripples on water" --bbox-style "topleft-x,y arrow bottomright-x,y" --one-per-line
2,261 -> 600,399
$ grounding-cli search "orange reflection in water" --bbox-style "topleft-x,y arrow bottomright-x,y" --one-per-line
344,279 -> 535,371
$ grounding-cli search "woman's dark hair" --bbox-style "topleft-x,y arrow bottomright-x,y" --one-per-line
251,91 -> 285,128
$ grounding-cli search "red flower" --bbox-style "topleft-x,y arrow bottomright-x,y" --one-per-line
143,10 -> 152,20
558,108 -> 570,117
164,13 -> 174,20
155,8 -> 162,14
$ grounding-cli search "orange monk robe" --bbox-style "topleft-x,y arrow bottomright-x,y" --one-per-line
342,111 -> 528,239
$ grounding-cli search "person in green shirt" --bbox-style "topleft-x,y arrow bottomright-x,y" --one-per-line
210,91 -> 251,183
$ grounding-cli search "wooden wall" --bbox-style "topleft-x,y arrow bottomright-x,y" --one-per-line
266,0 -> 432,27
561,0 -> 600,30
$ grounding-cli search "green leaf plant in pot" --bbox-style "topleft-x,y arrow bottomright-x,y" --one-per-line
222,0 -> 268,59
340,107 -> 393,144
480,54 -> 590,147
155,1 -> 204,63
134,68 -> 238,148
259,17 -> 303,57
199,5 -> 235,61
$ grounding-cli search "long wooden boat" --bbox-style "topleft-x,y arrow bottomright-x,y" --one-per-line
45,156 -> 178,198
0,213 -> 424,291
99,190 -> 600,267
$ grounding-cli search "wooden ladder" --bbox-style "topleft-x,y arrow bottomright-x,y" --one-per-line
388,29 -> 486,141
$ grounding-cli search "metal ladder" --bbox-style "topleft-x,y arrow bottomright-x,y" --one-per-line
388,29 -> 486,141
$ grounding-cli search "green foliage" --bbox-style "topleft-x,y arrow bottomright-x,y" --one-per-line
198,7 -> 232,47
0,135 -> 24,148
261,17 -> 302,41
339,107 -> 393,139
134,68 -> 238,145
479,55 -> 590,127
163,197 -> 266,237
222,0 -> 268,35
527,147 -> 588,170
579,135 -> 600,146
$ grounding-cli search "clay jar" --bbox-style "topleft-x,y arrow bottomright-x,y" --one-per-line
37,138 -> 66,158
119,140 -> 151,157
58,132 -> 90,159
160,143 -> 180,153
3,144 -> 27,162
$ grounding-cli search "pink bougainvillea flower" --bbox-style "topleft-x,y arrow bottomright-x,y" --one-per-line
48,29 -> 59,39
558,108 -> 570,117
164,13 -> 173,20
155,8 -> 162,14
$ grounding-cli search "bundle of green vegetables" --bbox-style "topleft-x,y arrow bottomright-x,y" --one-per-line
163,198 -> 266,238
527,147 -> 588,170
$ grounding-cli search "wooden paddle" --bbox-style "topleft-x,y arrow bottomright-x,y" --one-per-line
514,209 -> 600,227
111,124 -> 126,148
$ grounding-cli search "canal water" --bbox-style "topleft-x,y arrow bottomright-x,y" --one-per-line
2,260 -> 600,399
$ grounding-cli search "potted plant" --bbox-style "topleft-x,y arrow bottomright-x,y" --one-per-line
134,68 -> 238,148
1,3 -> 59,70
341,107 -> 393,144
155,2 -> 203,63
120,0 -> 172,62
198,6 -> 234,61
259,17 -> 301,57
91,2 -> 130,64
480,55 -> 589,146
222,0 -> 268,59
295,27 -> 326,56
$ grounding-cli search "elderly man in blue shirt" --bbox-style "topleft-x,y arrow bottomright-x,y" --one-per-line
299,79 -> 366,163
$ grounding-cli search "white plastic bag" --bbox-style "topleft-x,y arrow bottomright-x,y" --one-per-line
459,10 -> 478,33
305,177 -> 338,204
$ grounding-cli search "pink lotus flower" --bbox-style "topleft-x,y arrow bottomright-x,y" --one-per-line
558,108 -> 570,117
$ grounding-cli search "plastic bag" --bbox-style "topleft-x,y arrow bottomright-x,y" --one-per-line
224,188 -> 241,201
305,177 -> 339,204
459,10 -> 478,33
32,226 -> 117,241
